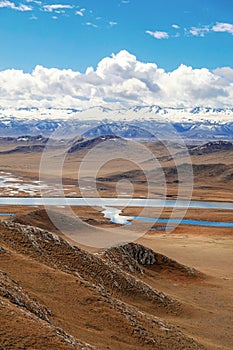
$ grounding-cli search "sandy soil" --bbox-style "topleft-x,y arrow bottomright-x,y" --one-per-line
138,228 -> 233,350
1,204 -> 231,349
0,140 -> 232,349
0,141 -> 232,201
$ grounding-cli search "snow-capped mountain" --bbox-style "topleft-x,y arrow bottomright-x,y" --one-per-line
0,105 -> 232,140
1,105 -> 232,122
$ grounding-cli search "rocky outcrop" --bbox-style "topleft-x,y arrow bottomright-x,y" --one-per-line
102,243 -> 199,278
115,242 -> 157,265
0,220 -> 205,349
0,269 -> 51,322
0,270 -> 97,349
68,135 -> 120,153
0,245 -> 7,254
99,245 -> 144,275
0,220 -> 178,312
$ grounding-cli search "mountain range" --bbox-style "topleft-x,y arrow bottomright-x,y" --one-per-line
0,105 -> 232,140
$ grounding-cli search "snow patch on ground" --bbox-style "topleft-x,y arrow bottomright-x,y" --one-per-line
0,171 -> 78,197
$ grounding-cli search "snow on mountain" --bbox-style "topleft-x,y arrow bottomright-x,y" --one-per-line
0,105 -> 232,123
0,105 -> 232,140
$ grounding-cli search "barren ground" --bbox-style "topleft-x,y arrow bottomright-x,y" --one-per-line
0,140 -> 232,349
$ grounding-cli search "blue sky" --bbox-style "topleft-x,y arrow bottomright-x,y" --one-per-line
0,0 -> 233,109
0,0 -> 232,72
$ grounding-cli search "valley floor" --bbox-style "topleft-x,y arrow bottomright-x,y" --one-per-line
0,138 -> 232,349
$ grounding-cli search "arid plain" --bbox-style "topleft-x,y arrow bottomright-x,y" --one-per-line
0,135 -> 232,349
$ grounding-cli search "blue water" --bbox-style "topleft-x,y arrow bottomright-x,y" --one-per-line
133,216 -> 233,228
0,213 -> 14,217
0,197 -> 233,210
102,206 -> 233,229
0,197 -> 232,229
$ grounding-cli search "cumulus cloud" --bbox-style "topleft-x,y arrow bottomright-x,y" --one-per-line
212,22 -> 233,35
172,24 -> 180,29
213,67 -> 233,82
146,30 -> 169,39
0,50 -> 232,109
42,4 -> 73,12
187,25 -> 210,37
0,0 -> 32,11
186,22 -> 233,37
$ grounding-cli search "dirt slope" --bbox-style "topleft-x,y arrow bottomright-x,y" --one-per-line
0,220 -> 205,349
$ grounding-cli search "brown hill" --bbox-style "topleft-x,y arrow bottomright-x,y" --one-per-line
0,219 -> 205,349
100,243 -> 200,279
97,162 -> 233,185
0,267 -> 96,349
0,144 -> 46,154
68,135 -> 121,153
188,141 -> 233,155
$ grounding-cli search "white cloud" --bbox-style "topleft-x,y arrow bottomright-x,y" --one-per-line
172,24 -> 180,29
42,4 -> 73,12
186,22 -> 233,37
26,0 -> 41,4
0,0 -> 32,11
213,67 -> 233,82
109,21 -> 117,27
85,22 -> 98,28
212,22 -> 233,35
187,25 -> 210,37
146,30 -> 169,39
75,8 -> 85,16
0,50 -> 232,109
